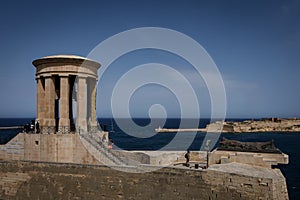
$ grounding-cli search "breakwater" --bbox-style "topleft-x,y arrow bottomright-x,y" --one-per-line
0,126 -> 22,130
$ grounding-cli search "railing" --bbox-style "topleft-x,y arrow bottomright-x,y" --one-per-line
39,126 -> 74,134
34,121 -> 104,135
41,126 -> 56,134
58,126 -> 72,134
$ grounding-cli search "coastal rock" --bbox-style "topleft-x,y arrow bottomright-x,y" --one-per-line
206,118 -> 300,133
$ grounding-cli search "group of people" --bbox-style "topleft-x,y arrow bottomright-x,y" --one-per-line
23,120 -> 40,133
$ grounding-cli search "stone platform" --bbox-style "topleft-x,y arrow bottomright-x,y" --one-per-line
0,132 -> 290,199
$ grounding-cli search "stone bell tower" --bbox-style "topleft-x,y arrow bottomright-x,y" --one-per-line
33,55 -> 100,134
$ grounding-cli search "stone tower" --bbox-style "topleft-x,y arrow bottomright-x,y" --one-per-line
33,55 -> 100,134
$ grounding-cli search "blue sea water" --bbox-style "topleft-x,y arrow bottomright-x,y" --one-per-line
0,118 -> 299,199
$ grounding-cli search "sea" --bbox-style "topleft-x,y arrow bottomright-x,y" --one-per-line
0,118 -> 299,199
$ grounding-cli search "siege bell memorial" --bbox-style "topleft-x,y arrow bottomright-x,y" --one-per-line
32,55 -> 100,134
0,54 -> 290,199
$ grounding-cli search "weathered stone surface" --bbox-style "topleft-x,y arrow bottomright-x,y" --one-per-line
0,133 -> 101,165
209,149 -> 289,168
0,172 -> 31,197
0,161 -> 289,200
0,133 -> 289,169
76,77 -> 88,132
0,133 -> 290,199
218,137 -> 280,153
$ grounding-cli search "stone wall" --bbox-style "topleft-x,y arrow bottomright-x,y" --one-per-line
0,133 -> 208,167
114,150 -> 207,166
208,150 -> 289,168
144,151 -> 206,165
0,133 -> 24,161
0,133 -> 101,165
0,161 -> 288,200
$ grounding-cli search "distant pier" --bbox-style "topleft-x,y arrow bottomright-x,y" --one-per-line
0,126 -> 23,130
155,127 -> 206,133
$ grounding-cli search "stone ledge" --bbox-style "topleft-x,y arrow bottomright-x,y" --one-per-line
208,162 -> 285,180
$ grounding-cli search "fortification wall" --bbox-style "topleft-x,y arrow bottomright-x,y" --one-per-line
113,150 -> 207,165
209,150 -> 289,168
0,133 -> 101,165
0,161 -> 288,200
0,133 -> 208,167
0,133 -> 24,160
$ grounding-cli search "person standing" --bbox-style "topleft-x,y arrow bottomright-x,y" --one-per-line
35,120 -> 40,133
185,150 -> 190,166
30,120 -> 35,133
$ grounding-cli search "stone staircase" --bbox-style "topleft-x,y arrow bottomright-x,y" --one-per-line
79,131 -> 135,166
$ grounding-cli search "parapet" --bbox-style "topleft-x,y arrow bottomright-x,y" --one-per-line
208,149 -> 289,168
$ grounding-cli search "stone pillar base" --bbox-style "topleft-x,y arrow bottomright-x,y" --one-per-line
88,119 -> 98,133
41,126 -> 56,134
43,119 -> 56,127
58,126 -> 70,134
58,118 -> 70,134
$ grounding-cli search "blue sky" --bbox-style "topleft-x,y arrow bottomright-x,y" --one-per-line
0,0 -> 299,118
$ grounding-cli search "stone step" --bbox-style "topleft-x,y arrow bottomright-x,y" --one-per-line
79,133 -> 128,166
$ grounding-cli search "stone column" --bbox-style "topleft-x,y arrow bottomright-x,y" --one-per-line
69,76 -> 76,132
58,76 -> 70,133
76,77 -> 87,132
89,78 -> 97,126
88,78 -> 97,131
43,76 -> 56,133
36,77 -> 45,126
